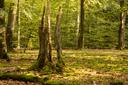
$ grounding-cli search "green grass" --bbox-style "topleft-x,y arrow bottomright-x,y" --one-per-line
0,49 -> 128,85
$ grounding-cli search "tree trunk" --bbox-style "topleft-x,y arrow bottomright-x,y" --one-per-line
118,0 -> 126,50
31,3 -> 54,70
17,0 -> 20,49
55,7 -> 64,71
77,0 -> 85,49
76,4 -> 80,48
36,6 -> 48,68
6,3 -> 17,52
0,0 -> 9,61
46,0 -> 52,62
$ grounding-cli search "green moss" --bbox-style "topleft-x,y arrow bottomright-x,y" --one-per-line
110,80 -> 124,85
55,59 -> 65,73
45,80 -> 64,85
0,73 -> 39,82
0,72 -> 47,85
42,62 -> 55,72
28,61 -> 41,71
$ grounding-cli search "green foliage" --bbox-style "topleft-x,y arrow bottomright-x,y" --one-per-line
4,0 -> 128,49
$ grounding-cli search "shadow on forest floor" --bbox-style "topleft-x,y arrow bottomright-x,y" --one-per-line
0,49 -> 128,85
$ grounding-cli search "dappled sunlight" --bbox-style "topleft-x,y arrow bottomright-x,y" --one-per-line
0,49 -> 128,84
62,50 -> 128,73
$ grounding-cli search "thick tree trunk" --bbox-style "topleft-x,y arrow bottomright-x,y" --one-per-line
36,6 -> 48,68
77,0 -> 85,49
6,3 -> 17,52
31,3 -> 54,70
0,0 -> 9,61
55,6 -> 64,68
118,0 -> 126,50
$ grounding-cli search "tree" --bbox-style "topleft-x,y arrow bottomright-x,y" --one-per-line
6,3 -> 17,52
0,0 -> 9,61
77,0 -> 85,49
46,0 -> 52,62
36,6 -> 47,68
118,0 -> 126,50
32,2 -> 53,69
55,6 -> 64,72
17,0 -> 21,49
31,2 -> 65,72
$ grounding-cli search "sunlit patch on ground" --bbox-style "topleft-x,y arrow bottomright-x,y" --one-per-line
0,49 -> 128,85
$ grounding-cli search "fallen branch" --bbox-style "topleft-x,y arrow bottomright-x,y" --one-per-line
0,72 -> 45,84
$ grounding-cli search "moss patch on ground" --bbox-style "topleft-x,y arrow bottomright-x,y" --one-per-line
0,49 -> 128,85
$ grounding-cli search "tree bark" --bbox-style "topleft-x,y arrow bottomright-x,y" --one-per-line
118,0 -> 126,50
55,6 -> 64,65
77,0 -> 85,49
76,5 -> 80,48
17,0 -> 21,49
36,6 -> 48,68
32,3 -> 54,70
0,0 -> 9,61
6,3 -> 17,52
46,0 -> 52,62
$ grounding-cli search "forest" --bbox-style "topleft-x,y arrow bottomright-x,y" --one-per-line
0,0 -> 128,85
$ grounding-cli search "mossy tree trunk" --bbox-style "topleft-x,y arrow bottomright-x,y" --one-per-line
6,3 -> 17,52
36,6 -> 47,68
55,6 -> 64,72
35,3 -> 53,69
77,0 -> 85,49
0,0 -> 9,61
118,0 -> 126,50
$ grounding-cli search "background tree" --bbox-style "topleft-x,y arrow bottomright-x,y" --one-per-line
0,0 -> 9,61
17,0 -> 20,49
6,3 -> 17,52
118,0 -> 126,50
77,0 -> 85,49
3,0 -> 128,50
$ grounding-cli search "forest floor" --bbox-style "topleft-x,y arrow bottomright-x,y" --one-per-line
0,49 -> 128,85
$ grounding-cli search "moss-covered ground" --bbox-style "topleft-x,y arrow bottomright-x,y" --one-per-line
0,49 -> 128,85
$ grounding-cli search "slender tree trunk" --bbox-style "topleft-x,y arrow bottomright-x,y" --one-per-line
6,3 -> 17,52
77,13 -> 80,35
76,4 -> 80,48
77,0 -> 85,49
46,0 -> 52,62
0,0 -> 9,61
17,0 -> 20,49
55,6 -> 64,66
118,0 -> 126,50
